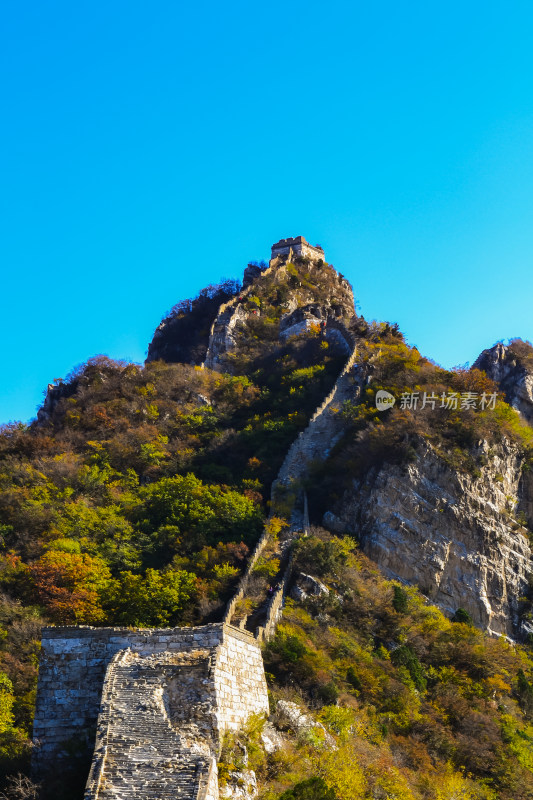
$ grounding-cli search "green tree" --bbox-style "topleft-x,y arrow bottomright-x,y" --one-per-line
138,473 -> 262,551
392,585 -> 409,614
108,568 -> 197,626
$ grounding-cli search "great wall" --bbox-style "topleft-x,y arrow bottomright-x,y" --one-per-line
31,238 -> 359,799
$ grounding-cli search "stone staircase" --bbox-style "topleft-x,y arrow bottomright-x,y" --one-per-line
275,330 -> 360,488
225,325 -> 361,639
85,649 -> 217,800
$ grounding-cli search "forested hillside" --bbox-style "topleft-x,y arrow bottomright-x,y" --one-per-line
1,252 -> 533,799
0,256 -> 349,788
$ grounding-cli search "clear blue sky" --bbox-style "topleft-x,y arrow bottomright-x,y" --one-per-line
2,1 -> 533,424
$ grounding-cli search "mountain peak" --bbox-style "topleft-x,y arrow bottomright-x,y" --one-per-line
474,339 -> 533,423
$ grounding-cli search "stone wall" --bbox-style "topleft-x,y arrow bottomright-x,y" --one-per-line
226,321 -> 359,637
275,325 -> 360,488
213,625 -> 269,729
33,623 -> 268,797
255,495 -> 310,643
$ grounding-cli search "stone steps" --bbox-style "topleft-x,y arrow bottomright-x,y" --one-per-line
276,365 -> 358,487
91,653 -> 213,800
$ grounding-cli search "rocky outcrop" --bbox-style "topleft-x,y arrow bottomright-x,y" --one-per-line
36,380 -> 78,424
146,283 -> 240,366
242,263 -> 264,289
220,770 -> 257,799
474,342 -> 533,423
325,439 -> 533,638
289,573 -> 329,602
203,305 -> 250,371
147,238 -> 356,375
274,701 -> 334,747
203,248 -> 355,373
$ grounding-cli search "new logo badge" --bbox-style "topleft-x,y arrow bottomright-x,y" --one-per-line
375,390 -> 396,411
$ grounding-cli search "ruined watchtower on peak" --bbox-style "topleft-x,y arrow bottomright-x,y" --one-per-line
270,236 -> 325,264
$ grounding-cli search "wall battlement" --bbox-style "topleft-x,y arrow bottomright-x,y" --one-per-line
270,236 -> 325,263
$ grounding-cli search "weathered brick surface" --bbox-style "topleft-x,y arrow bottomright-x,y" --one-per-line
33,623 -> 268,799
270,236 -> 324,262
84,649 -> 216,799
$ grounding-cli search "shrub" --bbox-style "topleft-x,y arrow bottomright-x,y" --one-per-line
317,682 -> 339,705
515,669 -> 533,718
279,777 -> 337,800
390,645 -> 427,692
452,608 -> 474,626
106,568 -> 197,626
27,551 -> 111,624
392,585 -> 409,614
346,666 -> 362,692
294,532 -> 356,578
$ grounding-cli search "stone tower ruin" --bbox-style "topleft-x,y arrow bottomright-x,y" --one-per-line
270,236 -> 325,264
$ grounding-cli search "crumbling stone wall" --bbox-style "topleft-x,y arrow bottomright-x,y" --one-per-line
84,649 -> 217,800
33,623 -> 268,798
276,326 -> 359,488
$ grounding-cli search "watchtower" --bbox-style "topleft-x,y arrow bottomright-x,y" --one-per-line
270,236 -> 325,264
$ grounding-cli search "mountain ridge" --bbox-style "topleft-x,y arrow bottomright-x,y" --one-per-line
2,238 -> 533,798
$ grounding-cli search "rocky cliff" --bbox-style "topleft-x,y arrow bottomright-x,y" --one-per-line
13,237 -> 533,800
474,341 -> 533,423
146,281 -> 241,365
325,436 -> 533,638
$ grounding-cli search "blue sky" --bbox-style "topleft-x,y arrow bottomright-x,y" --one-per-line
2,1 -> 533,423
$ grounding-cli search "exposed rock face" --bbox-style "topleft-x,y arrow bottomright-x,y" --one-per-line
260,722 -> 284,754
204,258 -> 356,373
474,343 -> 533,423
326,439 -> 533,638
146,283 -> 240,366
220,770 -> 258,799
290,573 -> 329,602
204,305 -> 249,371
36,381 -> 78,424
147,240 -> 356,374
275,701 -> 334,746
242,263 -> 264,288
